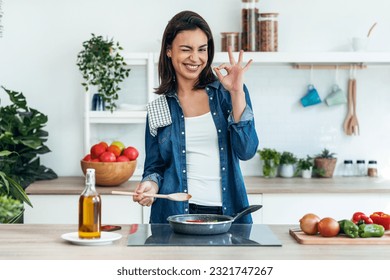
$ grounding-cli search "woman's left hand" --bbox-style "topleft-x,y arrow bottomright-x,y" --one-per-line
213,47 -> 252,95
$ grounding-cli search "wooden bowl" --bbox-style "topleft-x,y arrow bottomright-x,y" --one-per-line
80,160 -> 137,186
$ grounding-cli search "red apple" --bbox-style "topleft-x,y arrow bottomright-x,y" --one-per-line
90,143 -> 106,159
82,154 -> 92,161
99,151 -> 116,162
116,155 -> 130,162
123,146 -> 139,161
98,141 -> 108,150
107,145 -> 121,157
91,158 -> 100,162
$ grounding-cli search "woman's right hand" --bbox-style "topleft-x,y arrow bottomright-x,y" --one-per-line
132,180 -> 159,207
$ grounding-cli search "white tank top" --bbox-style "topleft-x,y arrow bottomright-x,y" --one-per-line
184,112 -> 222,206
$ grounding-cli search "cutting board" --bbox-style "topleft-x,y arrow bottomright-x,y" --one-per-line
289,229 -> 390,245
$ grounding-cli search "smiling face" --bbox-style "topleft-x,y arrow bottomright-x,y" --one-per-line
166,28 -> 208,85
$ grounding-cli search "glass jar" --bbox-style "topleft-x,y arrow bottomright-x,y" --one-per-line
258,13 -> 279,52
343,160 -> 354,177
221,32 -> 240,52
356,160 -> 366,176
241,0 -> 259,51
367,160 -> 378,177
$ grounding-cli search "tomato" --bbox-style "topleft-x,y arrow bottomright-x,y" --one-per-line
299,213 -> 320,235
123,146 -> 139,161
99,151 -> 116,162
317,217 -> 340,237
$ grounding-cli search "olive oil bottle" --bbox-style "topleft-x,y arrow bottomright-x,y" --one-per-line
78,168 -> 101,239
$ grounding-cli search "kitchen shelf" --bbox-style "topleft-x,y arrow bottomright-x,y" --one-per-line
213,51 -> 390,65
86,111 -> 147,124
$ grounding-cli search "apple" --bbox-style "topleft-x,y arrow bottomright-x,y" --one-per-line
99,151 -> 116,162
91,158 -> 100,162
123,146 -> 139,161
107,145 -> 121,157
83,154 -> 92,161
111,140 -> 125,152
116,155 -> 130,162
90,143 -> 106,159
99,141 -> 108,150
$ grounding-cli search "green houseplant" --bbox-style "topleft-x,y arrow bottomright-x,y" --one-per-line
257,148 -> 281,178
0,86 -> 57,221
314,148 -> 337,178
0,195 -> 24,223
279,151 -> 298,178
76,33 -> 131,112
295,156 -> 314,178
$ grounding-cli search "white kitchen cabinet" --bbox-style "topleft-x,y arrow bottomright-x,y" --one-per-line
24,194 -> 144,224
262,193 -> 390,224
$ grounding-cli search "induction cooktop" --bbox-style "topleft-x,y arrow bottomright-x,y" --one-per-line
127,224 -> 282,246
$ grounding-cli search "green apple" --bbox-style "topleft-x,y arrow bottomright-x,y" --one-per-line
111,140 -> 125,152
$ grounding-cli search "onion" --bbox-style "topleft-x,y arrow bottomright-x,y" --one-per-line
299,213 -> 320,235
317,217 -> 340,237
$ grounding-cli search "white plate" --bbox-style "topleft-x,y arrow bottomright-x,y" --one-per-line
61,232 -> 122,246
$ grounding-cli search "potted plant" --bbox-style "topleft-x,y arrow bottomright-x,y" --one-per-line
314,148 -> 337,178
279,151 -> 298,178
0,86 -> 57,221
0,195 -> 25,224
257,148 -> 281,178
76,33 -> 131,112
295,156 -> 314,179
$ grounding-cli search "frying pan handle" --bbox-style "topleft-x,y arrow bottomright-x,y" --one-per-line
232,205 -> 262,222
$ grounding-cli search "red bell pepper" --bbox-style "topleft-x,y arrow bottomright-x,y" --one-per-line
370,212 -> 390,230
352,212 -> 373,225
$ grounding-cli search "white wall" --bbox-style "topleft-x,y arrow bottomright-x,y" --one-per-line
1,0 -> 390,178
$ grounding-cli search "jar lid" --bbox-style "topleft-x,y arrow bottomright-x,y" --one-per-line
344,160 -> 353,164
356,160 -> 365,163
368,160 -> 377,164
259,13 -> 279,17
220,32 -> 240,35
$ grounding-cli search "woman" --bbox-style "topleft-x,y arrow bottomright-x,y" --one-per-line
133,10 -> 259,224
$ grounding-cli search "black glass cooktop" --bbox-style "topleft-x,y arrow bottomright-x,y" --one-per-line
127,224 -> 282,246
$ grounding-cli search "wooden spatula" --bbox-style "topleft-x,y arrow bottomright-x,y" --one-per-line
111,191 -> 192,201
343,79 -> 354,135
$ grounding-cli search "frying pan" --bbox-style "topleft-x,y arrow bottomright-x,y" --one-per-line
167,205 -> 262,235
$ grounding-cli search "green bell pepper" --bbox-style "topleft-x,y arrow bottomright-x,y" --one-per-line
358,224 -> 385,238
338,219 -> 359,238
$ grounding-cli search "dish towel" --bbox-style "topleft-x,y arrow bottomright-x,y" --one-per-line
146,95 -> 172,137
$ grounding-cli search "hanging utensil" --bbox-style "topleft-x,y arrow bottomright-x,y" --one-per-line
343,77 -> 354,135
111,191 -> 192,202
350,78 -> 360,135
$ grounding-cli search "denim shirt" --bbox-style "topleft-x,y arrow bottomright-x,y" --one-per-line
142,80 -> 259,224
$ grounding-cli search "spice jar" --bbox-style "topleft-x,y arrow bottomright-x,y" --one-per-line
356,160 -> 366,176
258,13 -> 279,52
343,160 -> 354,177
367,160 -> 378,177
241,0 -> 259,51
221,32 -> 240,52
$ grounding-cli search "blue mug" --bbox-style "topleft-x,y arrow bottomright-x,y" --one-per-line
300,85 -> 322,107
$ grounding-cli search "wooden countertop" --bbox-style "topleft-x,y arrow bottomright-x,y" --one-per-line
1,224 -> 389,260
26,176 -> 390,195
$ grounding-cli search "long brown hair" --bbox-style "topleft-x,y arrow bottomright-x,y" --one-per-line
155,10 -> 216,95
